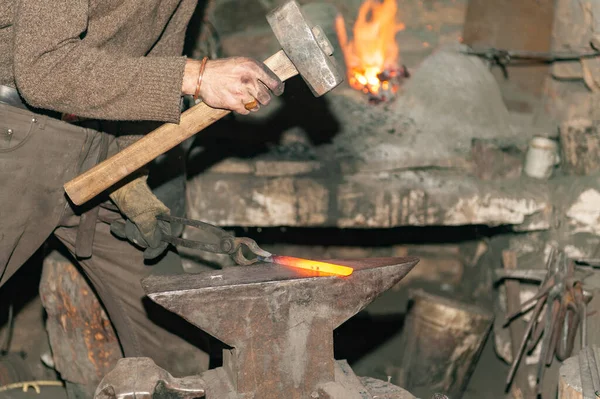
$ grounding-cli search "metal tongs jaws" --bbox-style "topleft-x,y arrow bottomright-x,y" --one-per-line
157,214 -> 271,266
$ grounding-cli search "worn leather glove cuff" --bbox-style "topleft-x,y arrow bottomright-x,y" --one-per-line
110,219 -> 170,260
109,174 -> 171,251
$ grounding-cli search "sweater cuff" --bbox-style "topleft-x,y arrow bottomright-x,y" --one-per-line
138,56 -> 186,123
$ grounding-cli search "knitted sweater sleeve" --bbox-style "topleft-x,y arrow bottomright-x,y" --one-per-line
148,0 -> 197,58
12,0 -> 186,123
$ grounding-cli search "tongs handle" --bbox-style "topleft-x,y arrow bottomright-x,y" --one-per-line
156,214 -> 236,254
155,215 -> 272,265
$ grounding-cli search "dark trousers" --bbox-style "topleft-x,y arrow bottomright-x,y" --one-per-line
0,103 -> 208,389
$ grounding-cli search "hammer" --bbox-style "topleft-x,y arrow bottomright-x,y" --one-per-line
64,0 -> 343,205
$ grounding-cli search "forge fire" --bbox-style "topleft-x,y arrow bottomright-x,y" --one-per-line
336,0 -> 409,102
2,0 -> 600,398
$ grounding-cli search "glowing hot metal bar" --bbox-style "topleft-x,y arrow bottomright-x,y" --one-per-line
259,255 -> 354,276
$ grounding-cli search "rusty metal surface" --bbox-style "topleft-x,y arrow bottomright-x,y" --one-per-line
39,251 -> 121,388
94,357 -> 205,399
266,0 -> 343,97
143,256 -> 418,399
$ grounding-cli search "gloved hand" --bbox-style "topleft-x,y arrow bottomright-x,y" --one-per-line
109,174 -> 171,260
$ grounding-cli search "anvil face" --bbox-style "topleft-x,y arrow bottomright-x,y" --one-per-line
143,257 -> 418,399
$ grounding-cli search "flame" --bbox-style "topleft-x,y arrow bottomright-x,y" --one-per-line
336,0 -> 405,95
269,255 -> 353,277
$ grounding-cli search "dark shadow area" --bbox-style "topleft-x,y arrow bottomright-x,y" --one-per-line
146,144 -> 187,197
334,312 -> 405,366
0,247 -> 44,353
142,297 -> 223,369
225,224 -> 512,247
182,0 -> 209,57
186,76 -> 342,178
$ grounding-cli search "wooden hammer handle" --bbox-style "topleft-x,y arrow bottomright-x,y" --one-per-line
64,50 -> 298,205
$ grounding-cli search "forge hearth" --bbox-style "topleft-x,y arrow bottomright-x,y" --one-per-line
185,41 -> 552,231
187,1 -> 555,234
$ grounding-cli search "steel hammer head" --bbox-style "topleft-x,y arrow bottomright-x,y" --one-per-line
267,1 -> 343,97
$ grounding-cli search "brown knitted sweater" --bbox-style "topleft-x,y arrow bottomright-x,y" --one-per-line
0,0 -> 197,123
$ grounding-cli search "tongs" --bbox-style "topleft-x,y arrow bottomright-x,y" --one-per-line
157,214 -> 271,266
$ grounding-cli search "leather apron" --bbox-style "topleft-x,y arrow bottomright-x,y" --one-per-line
0,102 -> 106,286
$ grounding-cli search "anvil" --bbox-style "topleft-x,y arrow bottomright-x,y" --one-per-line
142,257 -> 418,399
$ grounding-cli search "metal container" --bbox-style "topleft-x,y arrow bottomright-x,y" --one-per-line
523,136 -> 560,179
396,289 -> 493,399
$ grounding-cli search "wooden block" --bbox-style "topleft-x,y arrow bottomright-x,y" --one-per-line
40,251 -> 121,388
558,356 -> 582,399
560,119 -> 600,175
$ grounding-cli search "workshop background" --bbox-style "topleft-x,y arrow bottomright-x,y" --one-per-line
2,0 -> 600,398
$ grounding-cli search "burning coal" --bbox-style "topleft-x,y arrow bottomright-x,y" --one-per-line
335,0 -> 408,103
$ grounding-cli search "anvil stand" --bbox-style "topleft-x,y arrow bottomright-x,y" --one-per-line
142,257 -> 419,399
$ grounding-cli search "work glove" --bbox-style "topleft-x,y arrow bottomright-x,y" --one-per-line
109,174 -> 171,260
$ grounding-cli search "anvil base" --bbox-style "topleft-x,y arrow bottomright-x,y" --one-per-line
201,360 -> 415,399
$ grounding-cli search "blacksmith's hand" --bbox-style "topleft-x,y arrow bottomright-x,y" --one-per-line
182,57 -> 285,115
109,175 -> 171,260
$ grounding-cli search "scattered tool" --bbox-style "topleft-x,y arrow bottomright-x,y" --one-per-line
461,46 -> 600,78
495,249 -> 593,395
141,256 -> 418,398
63,0 -> 344,206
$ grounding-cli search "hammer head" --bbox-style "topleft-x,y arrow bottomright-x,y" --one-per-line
267,1 -> 343,97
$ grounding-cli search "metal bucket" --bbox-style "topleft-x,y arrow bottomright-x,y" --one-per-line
396,289 -> 493,398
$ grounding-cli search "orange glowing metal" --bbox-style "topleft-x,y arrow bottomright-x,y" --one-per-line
265,255 -> 353,277
335,0 -> 404,95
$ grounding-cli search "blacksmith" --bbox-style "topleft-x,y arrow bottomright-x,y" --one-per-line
0,0 -> 283,396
